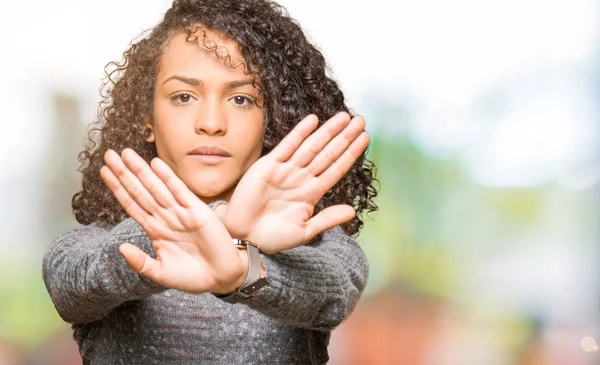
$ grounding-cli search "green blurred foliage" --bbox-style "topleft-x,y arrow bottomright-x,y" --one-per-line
0,255 -> 65,349
360,124 -> 547,300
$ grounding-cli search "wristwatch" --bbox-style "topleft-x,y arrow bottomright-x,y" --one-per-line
215,239 -> 270,300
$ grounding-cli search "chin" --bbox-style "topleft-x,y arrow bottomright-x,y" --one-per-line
180,167 -> 238,200
188,177 -> 233,200
195,188 -> 225,199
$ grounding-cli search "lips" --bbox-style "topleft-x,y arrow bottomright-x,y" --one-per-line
187,145 -> 232,157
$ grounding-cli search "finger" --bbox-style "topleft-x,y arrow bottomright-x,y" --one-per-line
100,165 -> 150,223
290,112 -> 351,167
304,205 -> 356,241
317,131 -> 370,190
151,158 -> 221,232
307,115 -> 366,176
150,157 -> 202,210
119,243 -> 162,283
121,148 -> 178,209
270,114 -> 319,162
104,149 -> 160,215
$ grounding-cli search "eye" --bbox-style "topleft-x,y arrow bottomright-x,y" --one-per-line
230,95 -> 255,107
170,92 -> 195,105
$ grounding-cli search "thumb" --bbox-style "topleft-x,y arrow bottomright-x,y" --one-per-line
305,204 -> 356,242
119,243 -> 161,282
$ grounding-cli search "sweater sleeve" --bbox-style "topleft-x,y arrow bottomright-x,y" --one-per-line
42,218 -> 167,325
216,226 -> 369,331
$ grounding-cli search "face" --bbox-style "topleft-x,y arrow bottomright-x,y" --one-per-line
147,28 -> 264,203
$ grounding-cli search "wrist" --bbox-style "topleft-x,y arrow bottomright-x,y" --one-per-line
215,241 -> 267,298
214,204 -> 227,221
215,202 -> 253,240
214,248 -> 248,295
211,200 -> 228,221
226,248 -> 266,291
232,247 -> 249,290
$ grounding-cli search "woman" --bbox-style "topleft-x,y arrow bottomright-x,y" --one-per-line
43,0 -> 378,363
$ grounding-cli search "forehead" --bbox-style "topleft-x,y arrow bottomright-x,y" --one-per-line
157,27 -> 247,79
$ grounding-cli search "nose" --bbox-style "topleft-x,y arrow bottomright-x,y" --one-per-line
194,97 -> 227,136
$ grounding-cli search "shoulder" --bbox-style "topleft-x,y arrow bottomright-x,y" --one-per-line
311,225 -> 359,247
49,218 -> 144,248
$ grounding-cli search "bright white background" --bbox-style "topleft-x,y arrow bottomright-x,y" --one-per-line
0,0 -> 598,186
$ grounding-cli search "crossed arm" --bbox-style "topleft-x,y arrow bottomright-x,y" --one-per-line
43,112 -> 370,330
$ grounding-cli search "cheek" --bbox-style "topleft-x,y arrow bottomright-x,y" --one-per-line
245,136 -> 264,172
231,127 -> 263,171
246,119 -> 265,156
152,104 -> 191,147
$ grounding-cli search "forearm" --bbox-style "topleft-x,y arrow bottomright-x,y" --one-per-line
42,218 -> 167,324
217,226 -> 369,331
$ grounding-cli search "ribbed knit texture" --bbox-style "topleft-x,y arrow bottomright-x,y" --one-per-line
43,206 -> 369,364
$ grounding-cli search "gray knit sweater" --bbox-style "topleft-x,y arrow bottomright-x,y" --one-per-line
42,209 -> 369,364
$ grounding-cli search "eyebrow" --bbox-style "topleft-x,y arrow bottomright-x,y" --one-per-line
162,75 -> 256,89
163,75 -> 200,86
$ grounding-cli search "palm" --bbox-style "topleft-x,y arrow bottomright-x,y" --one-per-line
101,148 -> 245,294
226,156 -> 317,247
132,215 -> 238,293
145,237 -> 210,290
224,113 -> 370,254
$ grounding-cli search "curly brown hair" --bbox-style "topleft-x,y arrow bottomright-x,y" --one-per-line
73,0 -> 378,236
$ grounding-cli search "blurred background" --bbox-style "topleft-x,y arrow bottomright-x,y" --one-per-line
0,0 -> 599,364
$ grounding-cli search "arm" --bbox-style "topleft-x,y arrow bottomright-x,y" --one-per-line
217,226 -> 369,331
210,113 -> 371,330
42,217 -> 167,324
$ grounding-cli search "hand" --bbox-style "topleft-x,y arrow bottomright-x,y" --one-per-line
223,112 -> 370,254
100,148 -> 246,294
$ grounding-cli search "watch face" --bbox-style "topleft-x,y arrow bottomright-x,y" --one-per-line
232,239 -> 246,248
240,278 -> 270,296
232,239 -> 259,250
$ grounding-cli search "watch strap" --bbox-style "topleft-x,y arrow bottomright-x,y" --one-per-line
215,239 -> 269,300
